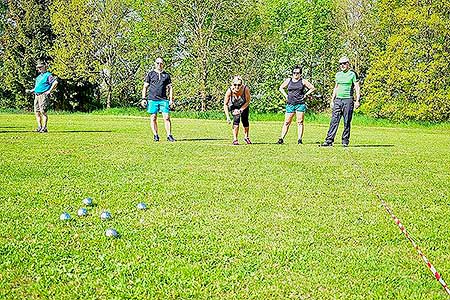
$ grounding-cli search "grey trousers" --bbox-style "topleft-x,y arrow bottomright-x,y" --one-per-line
325,98 -> 354,144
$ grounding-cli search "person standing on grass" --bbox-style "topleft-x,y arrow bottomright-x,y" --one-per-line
277,65 -> 315,144
25,60 -> 58,133
141,57 -> 175,142
321,56 -> 360,147
224,76 -> 252,145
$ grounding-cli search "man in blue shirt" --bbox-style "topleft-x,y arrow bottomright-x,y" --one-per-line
26,60 -> 58,133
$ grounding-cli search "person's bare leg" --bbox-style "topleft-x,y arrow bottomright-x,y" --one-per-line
150,114 -> 158,136
296,111 -> 304,143
233,125 -> 239,141
35,112 -> 42,130
162,113 -> 172,136
42,112 -> 48,129
243,126 -> 249,139
280,113 -> 295,139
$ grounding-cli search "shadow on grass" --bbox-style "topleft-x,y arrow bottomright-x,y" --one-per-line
0,130 -> 31,133
176,138 -> 228,141
51,130 -> 113,133
251,142 -> 283,145
348,144 -> 394,148
0,130 -> 113,134
317,143 -> 395,148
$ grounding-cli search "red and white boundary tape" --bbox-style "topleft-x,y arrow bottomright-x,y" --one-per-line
349,154 -> 450,296
381,199 -> 450,296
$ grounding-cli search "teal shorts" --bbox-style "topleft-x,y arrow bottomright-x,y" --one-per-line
147,99 -> 170,114
286,103 -> 306,113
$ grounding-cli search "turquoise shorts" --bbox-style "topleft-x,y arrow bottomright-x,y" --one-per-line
286,103 -> 306,113
147,99 -> 170,114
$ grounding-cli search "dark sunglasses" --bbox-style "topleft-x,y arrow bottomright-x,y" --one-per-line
233,83 -> 242,87
339,62 -> 348,65
293,71 -> 300,74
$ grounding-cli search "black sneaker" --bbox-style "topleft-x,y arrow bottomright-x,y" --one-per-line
154,135 -> 160,142
35,127 -> 42,132
277,138 -> 284,144
167,135 -> 176,142
342,143 -> 349,147
40,127 -> 48,133
298,139 -> 303,144
320,142 -> 332,147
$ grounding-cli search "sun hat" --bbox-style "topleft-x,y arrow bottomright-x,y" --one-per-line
338,56 -> 349,64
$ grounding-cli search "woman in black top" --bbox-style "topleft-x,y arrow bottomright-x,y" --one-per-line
277,66 -> 315,144
224,76 -> 251,145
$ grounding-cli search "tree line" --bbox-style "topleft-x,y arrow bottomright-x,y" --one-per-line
0,0 -> 449,121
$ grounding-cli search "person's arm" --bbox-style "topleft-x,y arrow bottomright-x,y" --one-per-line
330,84 -> 338,109
25,88 -> 35,94
44,79 -> 58,95
279,79 -> 289,100
354,81 -> 361,109
167,84 -> 173,106
302,79 -> 315,97
141,82 -> 149,108
239,86 -> 251,112
223,89 -> 232,123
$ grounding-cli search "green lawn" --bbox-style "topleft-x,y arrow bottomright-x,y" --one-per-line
0,113 -> 449,299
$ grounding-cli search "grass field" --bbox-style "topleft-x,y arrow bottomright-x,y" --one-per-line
0,113 -> 449,299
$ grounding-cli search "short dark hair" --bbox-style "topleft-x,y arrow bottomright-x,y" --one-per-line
292,65 -> 302,73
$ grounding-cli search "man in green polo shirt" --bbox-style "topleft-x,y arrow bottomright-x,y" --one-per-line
321,56 -> 360,147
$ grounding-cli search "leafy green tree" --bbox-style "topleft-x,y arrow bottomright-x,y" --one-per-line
0,2 -> 10,102
362,0 -> 450,121
334,0 -> 377,78
252,0 -> 340,112
167,0 -> 264,111
0,0 -> 54,109
127,0 -> 178,105
51,0 -> 142,108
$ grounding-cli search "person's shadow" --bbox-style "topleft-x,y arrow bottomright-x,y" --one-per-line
176,138 -> 228,142
51,130 -> 113,133
0,130 -> 113,134
315,142 -> 394,148
345,144 -> 394,148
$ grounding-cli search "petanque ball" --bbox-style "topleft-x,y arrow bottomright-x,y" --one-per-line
60,212 -> 71,220
77,208 -> 88,217
137,202 -> 147,210
100,211 -> 111,220
82,197 -> 93,206
105,228 -> 118,238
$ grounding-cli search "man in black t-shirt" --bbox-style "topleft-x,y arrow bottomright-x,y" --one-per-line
141,57 -> 175,142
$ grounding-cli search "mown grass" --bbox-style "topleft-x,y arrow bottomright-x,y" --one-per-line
3,107 -> 449,129
0,113 -> 449,299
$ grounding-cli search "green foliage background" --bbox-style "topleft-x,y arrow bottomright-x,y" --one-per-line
0,0 -> 449,121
